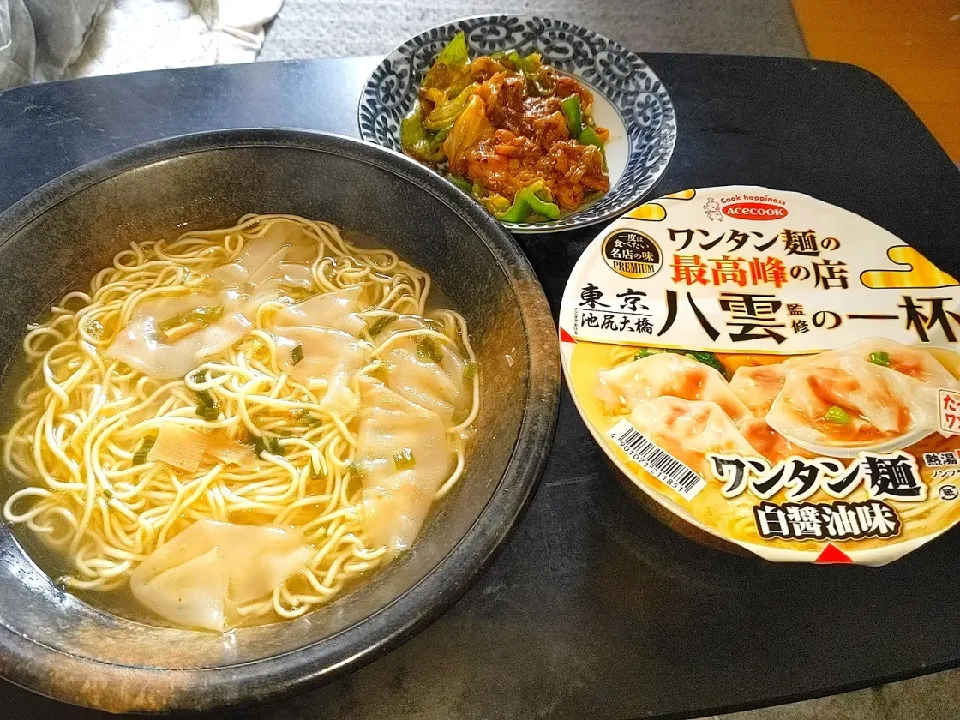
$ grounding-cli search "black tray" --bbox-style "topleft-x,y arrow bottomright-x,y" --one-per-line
1,54 -> 959,720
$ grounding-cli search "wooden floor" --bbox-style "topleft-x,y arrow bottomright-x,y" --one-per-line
792,0 -> 960,162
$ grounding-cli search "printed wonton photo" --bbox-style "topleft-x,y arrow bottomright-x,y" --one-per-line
567,336 -> 960,564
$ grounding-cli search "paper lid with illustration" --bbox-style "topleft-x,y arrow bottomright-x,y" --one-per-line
559,186 -> 960,565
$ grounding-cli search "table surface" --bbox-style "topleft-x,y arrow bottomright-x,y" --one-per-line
1,54 -> 959,720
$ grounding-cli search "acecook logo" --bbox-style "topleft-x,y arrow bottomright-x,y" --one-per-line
722,202 -> 788,220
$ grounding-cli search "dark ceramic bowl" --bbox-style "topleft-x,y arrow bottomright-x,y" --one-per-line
0,130 -> 559,713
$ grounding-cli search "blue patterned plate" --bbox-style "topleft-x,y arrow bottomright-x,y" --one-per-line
357,15 -> 677,234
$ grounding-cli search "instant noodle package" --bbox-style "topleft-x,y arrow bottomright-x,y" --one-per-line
560,186 -> 960,565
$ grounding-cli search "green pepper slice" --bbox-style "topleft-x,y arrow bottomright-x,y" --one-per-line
560,95 -> 583,137
436,31 -> 468,67
449,175 -> 473,193
496,183 -> 562,223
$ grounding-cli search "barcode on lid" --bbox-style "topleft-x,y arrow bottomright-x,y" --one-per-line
608,419 -> 706,501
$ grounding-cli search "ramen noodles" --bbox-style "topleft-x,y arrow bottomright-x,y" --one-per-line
1,214 -> 479,630
560,187 -> 960,565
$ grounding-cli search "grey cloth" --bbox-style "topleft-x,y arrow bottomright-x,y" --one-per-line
0,0 -> 107,88
0,0 -> 34,87
259,0 -> 808,61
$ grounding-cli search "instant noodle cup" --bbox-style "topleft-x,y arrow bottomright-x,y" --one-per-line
560,186 -> 960,566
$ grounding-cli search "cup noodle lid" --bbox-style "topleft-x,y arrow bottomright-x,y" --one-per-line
559,186 -> 960,566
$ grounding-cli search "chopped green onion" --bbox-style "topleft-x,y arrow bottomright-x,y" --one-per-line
463,361 -> 478,382
634,348 -> 660,361
252,434 -> 284,457
132,436 -> 156,465
366,313 -> 397,337
290,408 -> 322,427
346,461 -> 366,482
156,317 -> 180,333
196,405 -> 220,421
268,436 -> 284,456
417,337 -> 444,364
824,406 -> 852,425
157,304 -> 225,342
194,387 -> 216,406
560,94 -> 583,137
158,304 -> 224,331
192,372 -> 219,418
868,350 -> 891,367
393,448 -> 416,471
196,305 -> 225,321
290,343 -> 304,366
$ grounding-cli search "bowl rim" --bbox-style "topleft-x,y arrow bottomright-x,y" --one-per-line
356,13 -> 678,234
0,128 -> 560,713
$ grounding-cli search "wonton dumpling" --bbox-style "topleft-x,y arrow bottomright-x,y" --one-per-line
132,548 -> 227,632
106,291 -> 251,379
210,220 -> 317,287
355,383 -> 453,552
737,416 -> 811,465
627,396 -> 760,479
380,323 -> 468,422
276,263 -> 314,290
598,352 -> 750,422
362,479 -> 435,557
130,520 -> 311,631
817,337 -> 959,388
274,287 -> 366,336
276,327 -> 372,413
729,363 -> 787,417
766,355 -> 940,451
